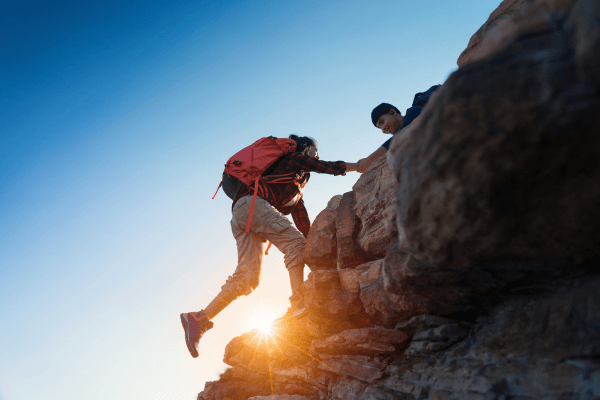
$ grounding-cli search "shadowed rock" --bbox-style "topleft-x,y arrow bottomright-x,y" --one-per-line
391,3 -> 600,270
336,191 -> 370,269
353,156 -> 397,258
304,195 -> 342,271
311,327 -> 410,356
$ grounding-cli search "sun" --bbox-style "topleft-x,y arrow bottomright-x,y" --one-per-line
250,309 -> 276,334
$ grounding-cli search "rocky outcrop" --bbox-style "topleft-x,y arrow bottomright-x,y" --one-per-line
198,0 -> 600,398
352,156 -> 397,258
304,195 -> 342,271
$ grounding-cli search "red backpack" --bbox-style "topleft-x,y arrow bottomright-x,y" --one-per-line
213,136 -> 298,234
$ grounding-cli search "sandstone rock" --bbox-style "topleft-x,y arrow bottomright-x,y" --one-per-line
336,191 -> 369,269
329,377 -> 367,400
359,259 -> 428,327
457,0 -> 528,67
304,195 -> 342,271
300,269 -> 371,337
305,310 -> 360,339
248,396 -> 313,400
224,317 -> 314,374
391,8 -> 600,270
353,156 -> 396,258
301,269 -> 371,321
319,355 -> 389,383
395,314 -> 459,334
405,323 -> 470,355
198,367 -> 271,400
311,327 -> 409,356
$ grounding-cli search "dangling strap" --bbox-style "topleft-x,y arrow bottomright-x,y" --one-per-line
265,242 -> 273,255
245,176 -> 260,233
212,181 -> 222,199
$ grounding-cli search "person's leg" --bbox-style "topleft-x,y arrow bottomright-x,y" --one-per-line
288,264 -> 304,294
180,196 -> 266,357
248,197 -> 307,312
203,289 -> 236,320
203,229 -> 266,319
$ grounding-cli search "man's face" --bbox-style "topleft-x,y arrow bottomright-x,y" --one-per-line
376,109 -> 404,134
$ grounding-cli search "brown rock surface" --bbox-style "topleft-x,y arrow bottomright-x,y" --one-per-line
318,355 -> 389,383
457,0 -> 529,67
310,327 -> 409,356
303,195 -> 342,271
336,191 -> 369,269
391,4 -> 600,270
353,156 -> 396,258
198,367 -> 271,400
248,396 -> 313,400
359,259 -> 428,326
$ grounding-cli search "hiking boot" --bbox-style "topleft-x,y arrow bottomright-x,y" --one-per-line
180,310 -> 213,358
289,290 -> 312,320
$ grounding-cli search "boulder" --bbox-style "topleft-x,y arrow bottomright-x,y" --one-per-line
457,0 -> 575,68
359,259 -> 428,327
248,396 -> 313,400
304,195 -> 342,270
318,355 -> 389,383
457,0 -> 529,67
198,367 -> 271,400
353,156 -> 397,258
311,327 -> 410,356
390,4 -> 600,270
301,269 -> 372,321
336,191 -> 369,269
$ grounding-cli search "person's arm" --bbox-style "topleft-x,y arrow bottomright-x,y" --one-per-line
287,153 -> 347,175
345,162 -> 359,172
357,146 -> 387,173
291,197 -> 310,238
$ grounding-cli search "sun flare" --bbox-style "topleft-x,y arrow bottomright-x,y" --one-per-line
250,310 -> 276,334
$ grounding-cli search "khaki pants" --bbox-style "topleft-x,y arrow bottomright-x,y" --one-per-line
221,195 -> 306,298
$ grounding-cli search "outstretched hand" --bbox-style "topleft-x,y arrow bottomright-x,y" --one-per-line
357,158 -> 369,173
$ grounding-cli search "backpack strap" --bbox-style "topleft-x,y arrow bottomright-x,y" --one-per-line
212,181 -> 222,199
245,176 -> 261,233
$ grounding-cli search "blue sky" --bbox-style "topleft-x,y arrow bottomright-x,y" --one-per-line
1,1 -> 499,399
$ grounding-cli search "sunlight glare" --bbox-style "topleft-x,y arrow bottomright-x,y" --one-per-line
250,309 -> 276,334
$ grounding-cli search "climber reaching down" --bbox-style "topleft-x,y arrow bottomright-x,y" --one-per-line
357,85 -> 441,173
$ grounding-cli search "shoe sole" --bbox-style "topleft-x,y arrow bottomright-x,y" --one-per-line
293,307 -> 313,320
180,313 -> 199,358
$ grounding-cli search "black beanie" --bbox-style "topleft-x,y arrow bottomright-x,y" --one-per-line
371,103 -> 400,127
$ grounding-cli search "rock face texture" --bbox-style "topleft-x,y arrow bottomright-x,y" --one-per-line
198,0 -> 600,398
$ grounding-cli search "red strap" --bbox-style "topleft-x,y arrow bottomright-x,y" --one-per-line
265,242 -> 273,255
245,177 -> 260,233
212,181 -> 222,199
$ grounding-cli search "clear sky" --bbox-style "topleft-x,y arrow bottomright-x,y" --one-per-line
1,1 -> 499,399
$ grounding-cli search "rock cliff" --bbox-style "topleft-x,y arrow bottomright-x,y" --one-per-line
198,0 -> 600,398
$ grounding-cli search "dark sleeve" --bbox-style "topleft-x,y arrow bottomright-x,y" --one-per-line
400,106 -> 423,129
288,153 -> 347,175
381,138 -> 393,150
291,197 -> 311,238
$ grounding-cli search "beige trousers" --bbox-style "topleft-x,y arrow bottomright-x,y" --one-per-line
221,195 -> 306,298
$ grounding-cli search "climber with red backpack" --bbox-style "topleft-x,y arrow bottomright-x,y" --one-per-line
180,134 -> 358,358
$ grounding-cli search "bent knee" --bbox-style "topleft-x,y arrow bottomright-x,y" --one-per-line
222,270 -> 260,297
